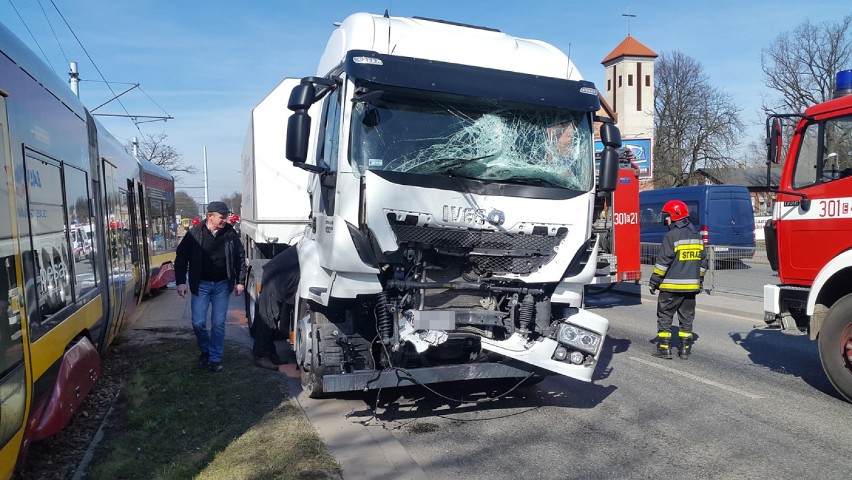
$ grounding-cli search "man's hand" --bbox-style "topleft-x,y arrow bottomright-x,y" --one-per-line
234,284 -> 245,296
177,284 -> 188,298
649,287 -> 657,295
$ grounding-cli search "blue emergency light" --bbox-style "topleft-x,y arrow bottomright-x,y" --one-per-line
836,69 -> 852,98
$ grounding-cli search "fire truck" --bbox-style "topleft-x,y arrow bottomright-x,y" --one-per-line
590,164 -> 641,288
763,69 -> 852,401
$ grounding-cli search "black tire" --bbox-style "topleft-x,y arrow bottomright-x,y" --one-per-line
244,270 -> 256,337
818,293 -> 852,402
300,309 -> 330,398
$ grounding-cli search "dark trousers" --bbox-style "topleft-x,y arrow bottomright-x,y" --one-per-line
656,291 -> 697,334
251,312 -> 277,358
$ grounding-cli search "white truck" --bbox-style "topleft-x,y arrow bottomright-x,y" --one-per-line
247,12 -> 622,397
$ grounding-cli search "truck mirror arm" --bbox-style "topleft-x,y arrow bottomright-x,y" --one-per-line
769,187 -> 811,212
293,162 -> 329,175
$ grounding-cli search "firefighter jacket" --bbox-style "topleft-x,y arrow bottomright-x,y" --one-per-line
649,219 -> 708,292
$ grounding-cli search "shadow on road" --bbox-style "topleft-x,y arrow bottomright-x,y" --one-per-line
730,328 -> 842,400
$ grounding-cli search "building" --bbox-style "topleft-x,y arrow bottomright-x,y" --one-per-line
601,35 -> 657,183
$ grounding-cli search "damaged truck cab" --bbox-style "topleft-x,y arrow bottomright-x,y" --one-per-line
283,13 -> 620,396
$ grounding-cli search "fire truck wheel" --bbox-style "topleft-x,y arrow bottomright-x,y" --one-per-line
817,293 -> 852,402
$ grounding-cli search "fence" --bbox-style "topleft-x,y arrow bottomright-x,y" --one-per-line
639,242 -> 775,299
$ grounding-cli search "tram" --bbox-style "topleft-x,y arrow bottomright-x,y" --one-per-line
0,20 -> 177,476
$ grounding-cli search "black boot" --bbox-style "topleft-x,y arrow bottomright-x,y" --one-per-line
652,331 -> 673,359
678,331 -> 693,359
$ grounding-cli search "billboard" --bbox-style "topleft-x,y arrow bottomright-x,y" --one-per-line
595,138 -> 652,180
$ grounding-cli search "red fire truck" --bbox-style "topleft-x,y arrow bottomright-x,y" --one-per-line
763,69 -> 852,401
591,164 -> 641,288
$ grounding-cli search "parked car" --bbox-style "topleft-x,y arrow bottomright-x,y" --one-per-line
640,185 -> 755,263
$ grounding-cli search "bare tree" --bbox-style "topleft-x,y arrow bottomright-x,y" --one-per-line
175,190 -> 200,219
653,51 -> 744,187
130,133 -> 197,181
220,191 -> 242,215
761,15 -> 852,113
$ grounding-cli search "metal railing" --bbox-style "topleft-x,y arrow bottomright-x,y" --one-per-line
639,243 -> 775,299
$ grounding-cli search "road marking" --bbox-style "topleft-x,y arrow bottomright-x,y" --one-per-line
629,356 -> 763,399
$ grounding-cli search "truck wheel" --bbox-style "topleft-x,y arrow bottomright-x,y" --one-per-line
818,293 -> 852,402
244,270 -> 256,337
298,309 -> 329,398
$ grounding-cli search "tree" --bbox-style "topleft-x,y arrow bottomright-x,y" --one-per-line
653,51 -> 744,188
175,190 -> 199,219
761,15 -> 852,113
220,191 -> 242,215
130,133 -> 197,181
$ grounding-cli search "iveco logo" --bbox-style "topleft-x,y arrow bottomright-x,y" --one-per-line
486,210 -> 505,226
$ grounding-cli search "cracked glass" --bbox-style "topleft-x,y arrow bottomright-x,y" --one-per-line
349,87 -> 593,191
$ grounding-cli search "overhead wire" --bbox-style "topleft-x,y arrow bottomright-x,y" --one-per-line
37,0 -> 68,66
7,0 -> 53,68
49,0 -> 143,135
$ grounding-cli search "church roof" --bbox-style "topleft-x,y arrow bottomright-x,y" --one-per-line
601,35 -> 658,64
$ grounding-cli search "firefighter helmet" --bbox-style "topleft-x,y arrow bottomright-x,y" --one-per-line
662,200 -> 689,221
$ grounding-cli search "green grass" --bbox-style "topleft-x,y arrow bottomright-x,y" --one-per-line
86,339 -> 340,480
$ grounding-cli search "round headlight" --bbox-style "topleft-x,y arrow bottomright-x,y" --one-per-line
554,346 -> 568,361
569,351 -> 585,365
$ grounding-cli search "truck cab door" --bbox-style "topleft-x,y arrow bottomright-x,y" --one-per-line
311,88 -> 341,268
778,114 -> 852,284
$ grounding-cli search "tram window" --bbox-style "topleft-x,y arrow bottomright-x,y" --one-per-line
25,158 -> 71,319
164,200 -> 177,249
63,166 -> 97,300
149,199 -> 166,252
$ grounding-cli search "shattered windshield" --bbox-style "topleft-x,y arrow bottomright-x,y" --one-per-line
349,87 -> 593,191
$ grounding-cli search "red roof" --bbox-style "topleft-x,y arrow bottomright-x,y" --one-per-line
601,35 -> 658,64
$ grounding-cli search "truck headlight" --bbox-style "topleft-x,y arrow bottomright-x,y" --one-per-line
557,323 -> 602,355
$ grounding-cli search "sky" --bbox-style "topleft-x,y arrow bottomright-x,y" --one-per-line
1,0 -> 849,207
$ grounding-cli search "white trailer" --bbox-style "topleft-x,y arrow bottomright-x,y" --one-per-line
252,12 -> 622,397
240,78 -> 314,330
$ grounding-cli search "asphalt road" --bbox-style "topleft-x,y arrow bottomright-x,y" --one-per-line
329,286 -> 851,480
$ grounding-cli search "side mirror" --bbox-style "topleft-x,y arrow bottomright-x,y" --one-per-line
598,123 -> 621,193
600,122 -> 622,149
286,82 -> 317,164
767,118 -> 782,164
286,112 -> 311,163
288,83 -> 315,111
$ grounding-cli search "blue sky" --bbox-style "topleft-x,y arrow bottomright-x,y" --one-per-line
1,1 -> 849,205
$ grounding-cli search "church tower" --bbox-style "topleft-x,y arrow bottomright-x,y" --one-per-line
601,35 -> 657,140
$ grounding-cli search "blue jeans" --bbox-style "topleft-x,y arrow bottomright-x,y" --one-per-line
191,280 -> 231,363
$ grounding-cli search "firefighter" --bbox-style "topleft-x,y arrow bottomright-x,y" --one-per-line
648,200 -> 708,359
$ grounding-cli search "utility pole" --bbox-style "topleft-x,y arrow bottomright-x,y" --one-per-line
132,137 -> 139,158
203,146 -> 209,207
69,61 -> 79,97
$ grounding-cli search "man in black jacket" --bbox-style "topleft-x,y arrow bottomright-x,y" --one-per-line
252,246 -> 300,370
648,200 -> 708,360
175,201 -> 246,372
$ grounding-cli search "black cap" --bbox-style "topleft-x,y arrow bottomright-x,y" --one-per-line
207,201 -> 230,216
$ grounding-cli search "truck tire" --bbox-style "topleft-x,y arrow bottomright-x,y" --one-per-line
244,269 -> 257,337
298,308 -> 329,398
817,293 -> 852,402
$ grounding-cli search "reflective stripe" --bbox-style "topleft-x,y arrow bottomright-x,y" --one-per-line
674,244 -> 703,252
653,267 -> 667,276
660,282 -> 701,290
657,332 -> 672,338
678,331 -> 693,338
660,278 -> 700,285
674,238 -> 703,247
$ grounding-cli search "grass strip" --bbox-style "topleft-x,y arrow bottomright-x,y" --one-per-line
86,338 -> 340,480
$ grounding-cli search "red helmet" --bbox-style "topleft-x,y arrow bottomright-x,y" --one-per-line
662,200 -> 689,221
191,218 -> 201,226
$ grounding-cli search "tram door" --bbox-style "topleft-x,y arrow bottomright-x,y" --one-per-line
0,93 -> 27,473
101,161 -> 126,346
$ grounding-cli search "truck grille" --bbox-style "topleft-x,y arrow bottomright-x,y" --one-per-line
389,224 -> 564,275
